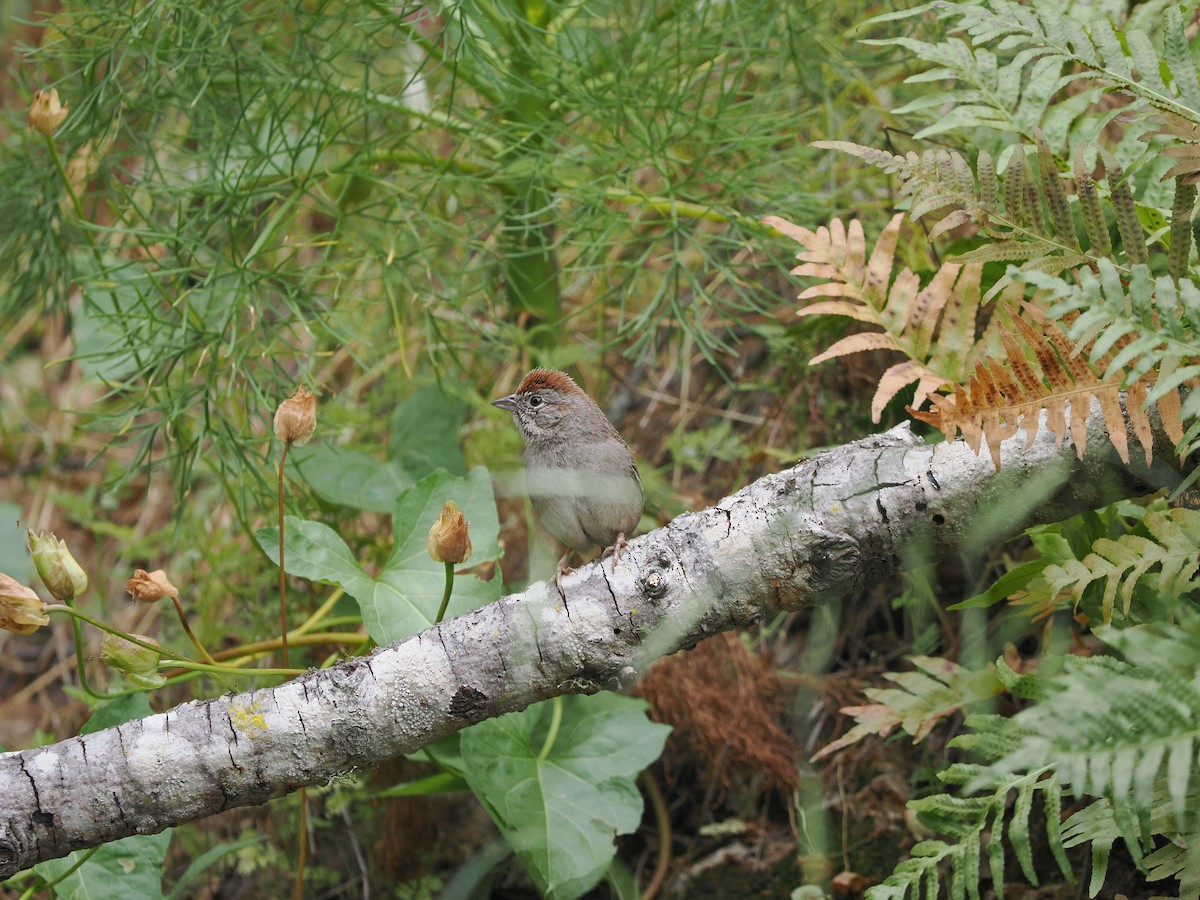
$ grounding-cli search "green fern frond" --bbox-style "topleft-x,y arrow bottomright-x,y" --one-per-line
868,1 -> 1200,141
873,616 -> 1200,900
996,615 -> 1200,835
1040,508 -> 1200,621
1145,829 -> 1200,896
867,720 -> 1073,900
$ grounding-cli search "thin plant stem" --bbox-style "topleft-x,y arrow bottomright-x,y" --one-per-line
434,561 -> 454,625
295,787 -> 309,900
17,846 -> 98,899
46,605 -> 303,679
639,771 -> 672,900
537,696 -> 563,762
294,588 -> 345,636
170,594 -> 217,665
60,597 -> 121,701
278,440 -> 292,668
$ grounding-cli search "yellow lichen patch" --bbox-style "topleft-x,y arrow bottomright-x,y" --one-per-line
230,701 -> 268,739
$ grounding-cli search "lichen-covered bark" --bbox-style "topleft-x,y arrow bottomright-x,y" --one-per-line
0,401 -> 1186,876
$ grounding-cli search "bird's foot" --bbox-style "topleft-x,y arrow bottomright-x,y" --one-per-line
604,532 -> 630,569
555,550 -> 574,596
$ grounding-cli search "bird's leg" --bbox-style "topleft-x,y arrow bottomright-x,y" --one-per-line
603,532 -> 630,569
555,549 -> 574,595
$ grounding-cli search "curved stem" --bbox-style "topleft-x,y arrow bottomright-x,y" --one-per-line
18,846 -> 98,899
537,696 -> 563,762
46,606 -> 306,679
294,589 -> 345,636
60,598 -> 122,700
294,787 -> 309,900
638,771 -> 672,900
170,594 -> 217,665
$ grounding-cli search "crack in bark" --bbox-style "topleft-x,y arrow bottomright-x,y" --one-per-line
532,628 -> 546,669
600,563 -> 620,616
555,576 -> 570,616
17,757 -> 42,822
717,506 -> 732,539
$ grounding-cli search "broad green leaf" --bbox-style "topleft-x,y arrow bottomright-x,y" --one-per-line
289,443 -> 413,514
83,694 -> 154,734
36,832 -> 173,900
461,694 -> 671,900
389,385 -> 468,479
256,519 -> 369,588
366,468 -> 501,643
257,467 -> 501,644
287,385 -> 467,513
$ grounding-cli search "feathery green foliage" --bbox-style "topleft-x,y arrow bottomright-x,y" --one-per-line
3,0 -> 838,510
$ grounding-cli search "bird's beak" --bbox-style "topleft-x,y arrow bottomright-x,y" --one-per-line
491,394 -> 517,412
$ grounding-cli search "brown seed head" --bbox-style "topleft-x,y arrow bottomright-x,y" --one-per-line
28,88 -> 68,137
427,500 -> 472,564
127,569 -> 180,603
274,386 -> 317,446
0,574 -> 48,635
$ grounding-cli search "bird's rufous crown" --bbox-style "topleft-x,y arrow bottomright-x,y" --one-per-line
516,368 -> 584,397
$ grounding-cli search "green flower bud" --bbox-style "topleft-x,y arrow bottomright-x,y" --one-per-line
27,529 -> 88,601
102,633 -> 165,689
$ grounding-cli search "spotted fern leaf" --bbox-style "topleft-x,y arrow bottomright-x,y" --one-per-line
814,132 -> 1142,280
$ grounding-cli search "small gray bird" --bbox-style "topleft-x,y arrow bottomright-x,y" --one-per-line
492,368 -> 643,587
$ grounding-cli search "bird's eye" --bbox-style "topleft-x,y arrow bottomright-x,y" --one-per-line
528,395 -> 545,408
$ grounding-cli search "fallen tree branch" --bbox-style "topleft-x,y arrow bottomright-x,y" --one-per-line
0,401 -> 1187,876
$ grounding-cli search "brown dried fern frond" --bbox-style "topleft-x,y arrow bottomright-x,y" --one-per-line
762,213 -> 1017,421
909,304 -> 1172,469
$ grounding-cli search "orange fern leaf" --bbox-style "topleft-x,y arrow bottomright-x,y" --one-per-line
910,305 -> 1160,469
763,214 -> 1003,421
